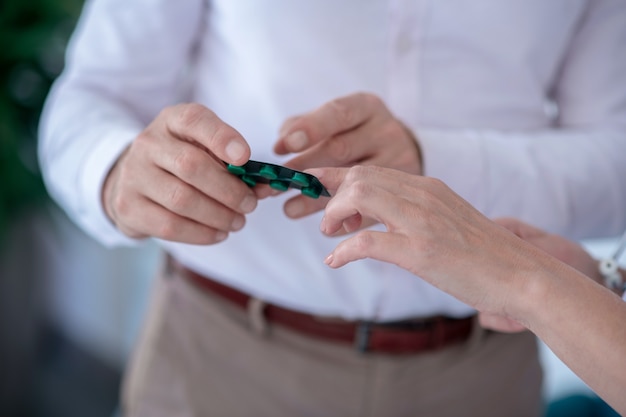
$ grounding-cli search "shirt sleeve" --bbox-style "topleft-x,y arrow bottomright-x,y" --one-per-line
38,0 -> 205,247
419,0 -> 626,240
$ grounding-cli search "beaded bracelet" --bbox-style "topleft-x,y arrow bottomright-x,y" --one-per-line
599,230 -> 626,294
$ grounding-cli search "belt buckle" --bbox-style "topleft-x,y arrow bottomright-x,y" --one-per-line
355,322 -> 372,353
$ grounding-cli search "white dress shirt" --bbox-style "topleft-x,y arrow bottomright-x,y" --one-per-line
39,0 -> 626,321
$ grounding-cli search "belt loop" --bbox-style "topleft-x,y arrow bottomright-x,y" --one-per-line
248,298 -> 268,336
164,253 -> 176,280
466,315 -> 484,350
355,322 -> 371,353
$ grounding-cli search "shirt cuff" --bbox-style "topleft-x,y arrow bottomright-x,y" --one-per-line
78,126 -> 144,247
416,128 -> 488,209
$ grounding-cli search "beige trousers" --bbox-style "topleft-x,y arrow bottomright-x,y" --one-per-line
122,262 -> 544,417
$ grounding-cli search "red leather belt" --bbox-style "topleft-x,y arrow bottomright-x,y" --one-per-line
169,256 -> 473,354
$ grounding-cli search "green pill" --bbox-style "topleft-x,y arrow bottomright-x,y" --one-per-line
301,186 -> 320,199
269,180 -> 289,191
291,172 -> 310,187
227,164 -> 247,176
241,175 -> 257,187
259,165 -> 278,179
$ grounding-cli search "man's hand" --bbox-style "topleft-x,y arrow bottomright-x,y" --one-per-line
102,103 -> 258,245
271,92 -> 422,220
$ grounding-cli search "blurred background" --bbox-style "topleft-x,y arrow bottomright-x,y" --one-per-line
0,1 -> 622,416
1,1 -> 158,416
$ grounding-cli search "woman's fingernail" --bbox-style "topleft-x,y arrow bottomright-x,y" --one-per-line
324,253 -> 334,266
285,131 -> 308,151
319,216 -> 328,233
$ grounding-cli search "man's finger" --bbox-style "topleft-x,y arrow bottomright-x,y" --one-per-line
164,103 -> 251,165
274,93 -> 382,154
139,169 -> 246,233
147,134 -> 257,214
122,197 -> 229,245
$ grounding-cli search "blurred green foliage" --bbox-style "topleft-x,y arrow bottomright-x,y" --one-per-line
0,0 -> 84,239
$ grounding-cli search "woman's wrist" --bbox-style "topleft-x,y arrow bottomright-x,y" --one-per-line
500,243 -> 563,328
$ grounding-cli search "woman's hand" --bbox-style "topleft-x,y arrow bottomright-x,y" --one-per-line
314,165 -> 537,319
